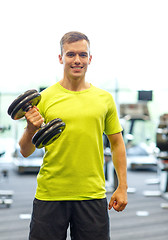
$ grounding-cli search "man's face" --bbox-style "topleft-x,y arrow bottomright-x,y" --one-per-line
59,40 -> 92,80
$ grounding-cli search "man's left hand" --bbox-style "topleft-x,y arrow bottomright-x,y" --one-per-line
108,186 -> 128,212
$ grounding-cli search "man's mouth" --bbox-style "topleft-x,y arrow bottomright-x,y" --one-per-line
71,66 -> 83,69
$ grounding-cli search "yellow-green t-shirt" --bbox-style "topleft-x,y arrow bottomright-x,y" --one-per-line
35,82 -> 122,201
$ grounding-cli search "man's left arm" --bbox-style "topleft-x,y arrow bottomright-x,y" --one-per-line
107,132 -> 128,212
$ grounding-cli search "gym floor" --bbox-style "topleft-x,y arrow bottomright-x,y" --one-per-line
0,167 -> 168,240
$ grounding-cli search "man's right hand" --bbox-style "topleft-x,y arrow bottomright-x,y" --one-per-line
25,106 -> 44,134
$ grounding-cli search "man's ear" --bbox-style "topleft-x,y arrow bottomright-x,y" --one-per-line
58,54 -> 63,64
88,55 -> 92,65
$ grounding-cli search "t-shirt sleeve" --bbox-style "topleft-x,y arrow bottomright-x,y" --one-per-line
104,94 -> 123,135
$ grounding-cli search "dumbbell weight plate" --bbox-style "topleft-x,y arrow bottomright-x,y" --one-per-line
33,122 -> 66,148
32,118 -> 64,144
34,128 -> 62,149
8,90 -> 38,116
10,92 -> 41,120
42,129 -> 62,146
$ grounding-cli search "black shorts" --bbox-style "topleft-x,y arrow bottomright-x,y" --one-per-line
29,198 -> 110,240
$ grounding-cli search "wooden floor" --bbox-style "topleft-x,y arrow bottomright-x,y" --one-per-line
0,167 -> 168,240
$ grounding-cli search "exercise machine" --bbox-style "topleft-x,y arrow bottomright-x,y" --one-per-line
0,126 -> 14,208
156,113 -> 168,197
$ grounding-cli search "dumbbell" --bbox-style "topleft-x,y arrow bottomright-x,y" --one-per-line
7,89 -> 65,148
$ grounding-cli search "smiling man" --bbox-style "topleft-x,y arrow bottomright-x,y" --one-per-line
19,31 -> 128,240
59,34 -> 92,90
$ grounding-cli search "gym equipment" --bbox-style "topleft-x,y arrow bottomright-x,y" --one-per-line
156,113 -> 168,196
156,114 -> 168,151
0,190 -> 14,208
0,127 -> 14,208
0,125 -> 10,133
120,102 -> 157,170
7,89 -> 65,148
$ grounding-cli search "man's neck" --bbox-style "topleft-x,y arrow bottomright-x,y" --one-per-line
59,77 -> 90,92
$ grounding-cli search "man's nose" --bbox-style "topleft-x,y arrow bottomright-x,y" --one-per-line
74,54 -> 81,64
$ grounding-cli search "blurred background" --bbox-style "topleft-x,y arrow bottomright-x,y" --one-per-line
0,0 -> 168,144
0,0 -> 168,240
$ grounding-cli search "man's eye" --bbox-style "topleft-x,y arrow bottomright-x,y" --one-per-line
79,53 -> 88,58
66,52 -> 75,57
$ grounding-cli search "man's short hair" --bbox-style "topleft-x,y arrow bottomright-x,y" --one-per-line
60,31 -> 90,55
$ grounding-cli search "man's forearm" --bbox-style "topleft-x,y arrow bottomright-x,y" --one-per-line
108,133 -> 128,211
19,128 -> 36,157
112,146 -> 128,189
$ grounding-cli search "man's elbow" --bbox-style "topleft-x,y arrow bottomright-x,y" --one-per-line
19,142 -> 35,158
19,148 -> 30,158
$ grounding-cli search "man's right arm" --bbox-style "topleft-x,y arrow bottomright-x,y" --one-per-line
19,106 -> 44,157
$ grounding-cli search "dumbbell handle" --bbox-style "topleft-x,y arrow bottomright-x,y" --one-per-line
22,102 -> 35,112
